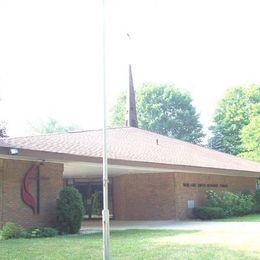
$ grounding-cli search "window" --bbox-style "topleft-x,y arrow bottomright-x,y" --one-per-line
256,179 -> 260,190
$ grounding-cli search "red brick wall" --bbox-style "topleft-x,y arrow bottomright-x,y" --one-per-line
112,172 -> 256,220
174,172 -> 256,219
0,159 -> 63,227
113,173 -> 176,220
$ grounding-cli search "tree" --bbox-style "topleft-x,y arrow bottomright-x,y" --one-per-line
239,116 -> 260,161
0,122 -> 6,137
111,83 -> 205,144
111,94 -> 126,127
207,130 -> 226,152
208,85 -> 260,155
239,104 -> 260,161
30,118 -> 79,134
0,98 -> 7,137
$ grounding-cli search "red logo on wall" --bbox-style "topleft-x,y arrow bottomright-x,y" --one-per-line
21,164 -> 39,214
21,164 -> 48,215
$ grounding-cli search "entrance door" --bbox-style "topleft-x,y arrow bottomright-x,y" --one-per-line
74,182 -> 103,219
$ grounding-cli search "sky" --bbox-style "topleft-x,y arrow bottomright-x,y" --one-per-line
0,0 -> 260,137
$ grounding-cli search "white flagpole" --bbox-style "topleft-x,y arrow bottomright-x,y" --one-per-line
101,0 -> 110,259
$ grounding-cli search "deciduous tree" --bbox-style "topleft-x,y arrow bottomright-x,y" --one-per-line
30,118 -> 79,134
208,85 -> 260,155
0,122 -> 6,137
240,116 -> 260,161
111,83 -> 204,144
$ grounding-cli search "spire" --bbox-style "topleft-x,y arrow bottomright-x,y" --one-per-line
125,64 -> 138,127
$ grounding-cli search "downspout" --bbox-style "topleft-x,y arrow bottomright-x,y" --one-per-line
0,160 -> 4,227
173,173 -> 178,219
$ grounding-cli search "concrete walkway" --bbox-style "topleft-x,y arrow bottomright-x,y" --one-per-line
81,220 -> 260,233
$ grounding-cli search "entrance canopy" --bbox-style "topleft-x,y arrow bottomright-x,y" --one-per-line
64,161 -> 172,178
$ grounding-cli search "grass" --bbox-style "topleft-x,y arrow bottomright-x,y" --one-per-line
1,229 -> 260,259
216,213 -> 260,222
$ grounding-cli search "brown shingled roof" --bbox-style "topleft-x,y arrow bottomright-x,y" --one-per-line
0,127 -> 259,173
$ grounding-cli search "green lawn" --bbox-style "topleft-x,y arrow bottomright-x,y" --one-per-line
216,213 -> 260,222
1,229 -> 260,259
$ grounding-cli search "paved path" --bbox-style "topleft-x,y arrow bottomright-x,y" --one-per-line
81,220 -> 260,233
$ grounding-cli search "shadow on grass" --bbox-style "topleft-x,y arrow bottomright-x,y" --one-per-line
110,229 -> 199,238
57,229 -> 199,240
1,229 -> 259,259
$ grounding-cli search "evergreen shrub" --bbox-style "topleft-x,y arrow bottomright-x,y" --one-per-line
55,186 -> 85,234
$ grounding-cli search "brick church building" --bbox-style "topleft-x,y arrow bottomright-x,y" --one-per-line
0,67 -> 260,227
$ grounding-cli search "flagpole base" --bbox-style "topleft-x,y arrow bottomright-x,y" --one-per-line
102,209 -> 110,260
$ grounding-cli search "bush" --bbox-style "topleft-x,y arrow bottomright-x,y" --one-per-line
1,223 -> 58,240
206,190 -> 255,217
255,190 -> 260,212
1,222 -> 25,240
192,207 -> 226,220
25,227 -> 58,238
55,186 -> 85,234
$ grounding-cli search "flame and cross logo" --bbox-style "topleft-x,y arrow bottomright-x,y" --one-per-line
21,163 -> 49,214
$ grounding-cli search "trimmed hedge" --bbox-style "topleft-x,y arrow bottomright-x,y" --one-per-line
192,207 -> 225,220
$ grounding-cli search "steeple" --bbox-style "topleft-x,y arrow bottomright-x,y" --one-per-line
125,64 -> 138,127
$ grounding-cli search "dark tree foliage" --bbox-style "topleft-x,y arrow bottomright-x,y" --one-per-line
207,130 -> 226,152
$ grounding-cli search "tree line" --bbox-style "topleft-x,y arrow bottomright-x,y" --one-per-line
111,83 -> 260,162
1,83 -> 259,162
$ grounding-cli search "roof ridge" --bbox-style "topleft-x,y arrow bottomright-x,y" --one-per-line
1,126 -> 133,140
1,131 -> 68,140
67,126 -> 131,133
